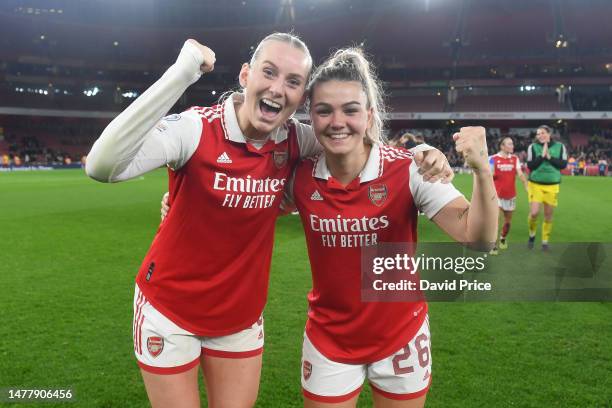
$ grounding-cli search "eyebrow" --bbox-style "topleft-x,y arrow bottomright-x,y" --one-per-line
313,101 -> 362,108
261,60 -> 306,81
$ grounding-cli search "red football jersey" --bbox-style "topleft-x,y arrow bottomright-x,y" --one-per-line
490,154 -> 520,199
292,144 -> 462,363
135,97 -> 307,337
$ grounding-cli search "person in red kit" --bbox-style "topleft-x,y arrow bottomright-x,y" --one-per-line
489,137 -> 528,254
86,33 -> 454,408
285,48 -> 498,407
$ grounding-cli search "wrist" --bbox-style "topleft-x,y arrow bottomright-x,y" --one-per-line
471,166 -> 492,176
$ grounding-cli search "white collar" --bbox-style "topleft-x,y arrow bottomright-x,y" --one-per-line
313,143 -> 383,183
222,93 -> 289,144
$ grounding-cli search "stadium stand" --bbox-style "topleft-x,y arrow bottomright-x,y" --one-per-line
452,95 -> 569,112
0,0 -> 610,170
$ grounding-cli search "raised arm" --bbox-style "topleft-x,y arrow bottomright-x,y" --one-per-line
85,40 -> 215,182
430,127 -> 498,249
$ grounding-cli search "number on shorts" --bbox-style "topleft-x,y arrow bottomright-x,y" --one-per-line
415,333 -> 430,367
392,345 -> 414,375
392,333 -> 430,375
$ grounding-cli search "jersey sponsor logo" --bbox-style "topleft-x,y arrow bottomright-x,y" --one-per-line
273,150 -> 288,168
496,163 -> 515,172
213,172 -> 286,193
303,360 -> 312,380
213,172 -> 286,208
310,214 -> 390,248
147,336 -> 164,358
310,214 -> 390,233
216,152 -> 232,164
310,190 -> 323,201
368,184 -> 388,207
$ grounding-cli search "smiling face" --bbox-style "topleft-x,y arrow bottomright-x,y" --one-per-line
500,137 -> 514,154
310,80 -> 372,157
536,127 -> 551,143
237,40 -> 311,139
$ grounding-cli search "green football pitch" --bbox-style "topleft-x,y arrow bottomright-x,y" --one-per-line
1,169 -> 611,407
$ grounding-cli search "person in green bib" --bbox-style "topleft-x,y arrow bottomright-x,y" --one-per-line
526,125 -> 568,250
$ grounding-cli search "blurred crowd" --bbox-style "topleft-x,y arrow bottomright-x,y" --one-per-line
388,127 -> 610,175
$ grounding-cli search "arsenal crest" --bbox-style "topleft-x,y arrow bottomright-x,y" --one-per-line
147,336 -> 164,358
273,150 -> 288,168
368,184 -> 388,207
303,360 -> 312,380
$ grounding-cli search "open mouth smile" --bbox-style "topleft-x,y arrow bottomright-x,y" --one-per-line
259,98 -> 283,119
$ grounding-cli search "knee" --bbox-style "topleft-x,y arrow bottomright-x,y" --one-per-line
208,389 -> 259,408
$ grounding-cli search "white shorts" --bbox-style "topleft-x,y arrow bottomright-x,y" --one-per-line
133,285 -> 264,374
498,197 -> 516,211
301,316 -> 431,403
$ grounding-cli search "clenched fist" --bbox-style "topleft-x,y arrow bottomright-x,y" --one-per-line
186,39 -> 216,73
453,126 -> 489,171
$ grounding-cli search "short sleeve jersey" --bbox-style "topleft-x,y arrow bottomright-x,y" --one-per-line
490,153 -> 520,199
291,144 -> 462,363
135,95 -> 318,337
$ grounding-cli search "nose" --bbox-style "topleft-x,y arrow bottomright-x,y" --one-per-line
268,77 -> 284,97
330,111 -> 346,130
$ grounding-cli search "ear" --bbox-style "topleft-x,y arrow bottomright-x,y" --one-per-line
367,106 -> 374,130
239,63 -> 250,88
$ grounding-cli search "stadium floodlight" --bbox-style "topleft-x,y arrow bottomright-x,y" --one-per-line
83,86 -> 100,97
211,90 -> 216,95
122,91 -> 139,98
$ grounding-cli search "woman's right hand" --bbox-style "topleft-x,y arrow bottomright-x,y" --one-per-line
186,39 -> 216,73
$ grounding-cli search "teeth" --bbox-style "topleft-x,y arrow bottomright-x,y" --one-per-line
329,134 -> 349,140
261,98 -> 282,109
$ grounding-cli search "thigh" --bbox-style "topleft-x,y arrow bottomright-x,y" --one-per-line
200,353 -> 262,408
543,203 -> 555,218
373,392 -> 426,408
302,334 -> 365,405
529,200 -> 541,216
200,317 -> 265,407
368,316 -> 431,402
304,394 -> 360,408
503,209 -> 514,222
141,365 -> 201,408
